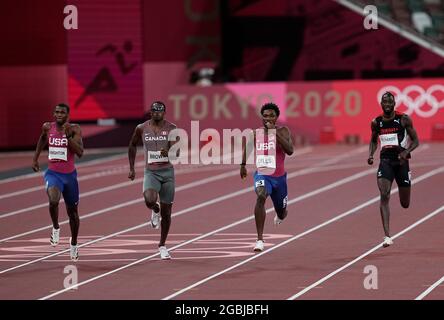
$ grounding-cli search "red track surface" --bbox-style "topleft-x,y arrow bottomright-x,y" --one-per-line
0,144 -> 443,300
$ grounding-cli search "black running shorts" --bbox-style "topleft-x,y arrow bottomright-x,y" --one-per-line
377,158 -> 411,187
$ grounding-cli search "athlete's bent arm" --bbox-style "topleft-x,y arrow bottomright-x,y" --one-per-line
240,130 -> 255,179
400,115 -> 419,161
128,124 -> 143,180
276,127 -> 294,155
66,124 -> 84,158
32,122 -> 51,172
368,119 -> 378,165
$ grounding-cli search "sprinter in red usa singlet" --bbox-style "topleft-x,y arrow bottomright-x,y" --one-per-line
32,103 -> 84,261
240,102 -> 294,252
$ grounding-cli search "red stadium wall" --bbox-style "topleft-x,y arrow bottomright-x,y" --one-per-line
67,0 -> 144,120
1,1 -> 443,149
146,78 -> 444,143
0,0 -> 67,149
68,0 -> 220,121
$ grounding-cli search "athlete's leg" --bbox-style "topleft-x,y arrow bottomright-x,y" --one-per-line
45,170 -> 63,229
62,171 -> 80,245
377,178 -> 393,237
47,187 -> 61,229
66,204 -> 80,245
159,202 -> 172,247
399,187 -> 410,208
255,186 -> 267,241
44,171 -> 64,246
396,161 -> 411,209
158,167 -> 175,247
275,207 -> 287,220
143,170 -> 161,213
143,189 -> 160,212
271,174 -> 288,221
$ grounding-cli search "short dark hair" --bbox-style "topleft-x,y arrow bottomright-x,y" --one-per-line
56,103 -> 70,113
261,102 -> 280,117
151,101 -> 166,112
381,92 -> 395,101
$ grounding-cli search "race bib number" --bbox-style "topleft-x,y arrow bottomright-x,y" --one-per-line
48,147 -> 67,161
379,133 -> 399,148
256,155 -> 276,169
255,180 -> 265,188
147,151 -> 169,164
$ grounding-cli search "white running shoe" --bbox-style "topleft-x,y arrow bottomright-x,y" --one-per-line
159,246 -> 171,260
383,236 -> 393,248
253,240 -> 264,252
274,215 -> 283,226
151,202 -> 161,229
50,227 -> 60,247
69,238 -> 79,262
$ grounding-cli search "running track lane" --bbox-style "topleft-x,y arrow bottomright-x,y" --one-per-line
289,172 -> 444,299
0,149 -> 370,298
158,164 -> 444,300
36,155 -> 443,299
0,146 -> 352,240
0,165 -> 251,236
0,145 -> 440,300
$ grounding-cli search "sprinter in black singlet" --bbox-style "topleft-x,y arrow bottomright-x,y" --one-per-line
368,92 -> 419,248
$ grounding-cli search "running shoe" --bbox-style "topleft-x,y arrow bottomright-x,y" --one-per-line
253,240 -> 264,252
159,246 -> 171,260
50,227 -> 60,247
274,215 -> 283,226
383,236 -> 393,248
70,237 -> 79,262
151,202 -> 161,229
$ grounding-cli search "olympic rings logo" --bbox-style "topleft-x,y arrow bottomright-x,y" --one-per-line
377,85 -> 444,118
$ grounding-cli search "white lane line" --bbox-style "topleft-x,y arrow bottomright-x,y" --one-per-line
0,170 -> 245,242
0,163 -> 143,201
0,170 -> 239,220
39,165 -> 374,300
0,188 -> 251,275
0,147 -> 314,215
164,166 -> 444,300
0,148 -> 366,272
0,147 -> 319,240
289,204 -> 444,300
0,153 -> 130,184
287,178 -> 444,300
416,274 -> 444,300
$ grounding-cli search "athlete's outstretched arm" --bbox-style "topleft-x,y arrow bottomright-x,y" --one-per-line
65,124 -> 84,158
276,127 -> 294,155
400,115 -> 419,161
32,122 -> 51,172
128,124 -> 143,180
368,119 -> 378,165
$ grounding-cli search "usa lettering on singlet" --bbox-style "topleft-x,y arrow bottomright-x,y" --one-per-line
255,129 -> 286,177
47,123 -> 76,174
48,137 -> 68,161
